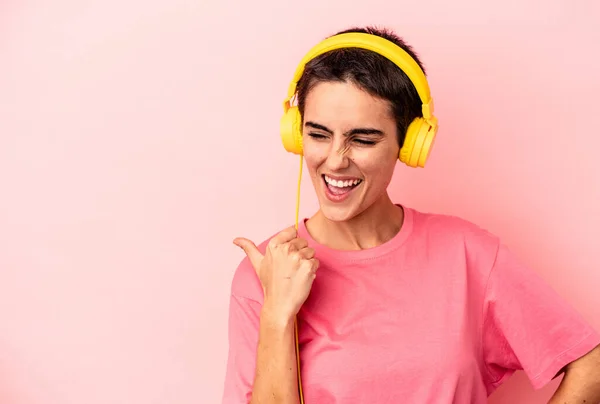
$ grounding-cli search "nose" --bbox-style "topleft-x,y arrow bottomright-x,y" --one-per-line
324,136 -> 350,171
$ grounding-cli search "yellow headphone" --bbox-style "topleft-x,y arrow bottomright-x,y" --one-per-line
280,32 -> 439,404
280,32 -> 438,168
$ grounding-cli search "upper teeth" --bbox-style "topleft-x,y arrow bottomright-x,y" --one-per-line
324,175 -> 361,188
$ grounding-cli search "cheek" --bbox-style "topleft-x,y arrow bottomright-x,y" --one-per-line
359,155 -> 397,183
359,145 -> 397,169
363,161 -> 392,177
302,146 -> 325,173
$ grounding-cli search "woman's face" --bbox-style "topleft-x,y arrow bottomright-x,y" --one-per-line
302,81 -> 400,222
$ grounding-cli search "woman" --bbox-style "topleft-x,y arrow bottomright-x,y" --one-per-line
222,26 -> 600,403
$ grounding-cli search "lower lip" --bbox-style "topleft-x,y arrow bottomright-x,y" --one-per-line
323,177 -> 361,203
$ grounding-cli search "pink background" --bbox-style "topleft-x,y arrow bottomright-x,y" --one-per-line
1,1 -> 599,403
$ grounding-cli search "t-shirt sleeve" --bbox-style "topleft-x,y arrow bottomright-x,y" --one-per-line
482,243 -> 600,391
222,293 -> 261,404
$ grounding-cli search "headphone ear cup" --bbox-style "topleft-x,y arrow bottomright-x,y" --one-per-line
399,117 -> 437,168
280,106 -> 304,155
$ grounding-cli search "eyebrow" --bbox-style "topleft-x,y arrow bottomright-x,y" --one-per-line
305,121 -> 384,137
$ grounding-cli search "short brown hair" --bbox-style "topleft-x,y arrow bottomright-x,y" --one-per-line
296,26 -> 426,148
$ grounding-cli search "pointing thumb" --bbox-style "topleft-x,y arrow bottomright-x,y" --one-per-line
233,237 -> 263,270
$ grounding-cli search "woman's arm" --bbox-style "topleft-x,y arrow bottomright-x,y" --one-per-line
250,309 -> 300,404
234,226 -> 318,404
548,344 -> 600,403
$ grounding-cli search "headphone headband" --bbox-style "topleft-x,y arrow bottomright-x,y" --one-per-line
284,32 -> 435,121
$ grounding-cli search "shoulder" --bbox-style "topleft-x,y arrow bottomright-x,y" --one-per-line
409,207 -> 501,263
412,208 -> 499,241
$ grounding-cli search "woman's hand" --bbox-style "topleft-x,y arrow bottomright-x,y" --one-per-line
234,226 -> 319,322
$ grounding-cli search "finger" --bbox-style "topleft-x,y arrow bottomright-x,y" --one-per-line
288,237 -> 308,251
299,247 -> 315,259
233,237 -> 264,270
301,257 -> 320,272
305,258 -> 319,281
270,226 -> 297,246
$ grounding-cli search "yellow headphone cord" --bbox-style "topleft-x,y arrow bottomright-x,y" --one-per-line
294,155 -> 305,404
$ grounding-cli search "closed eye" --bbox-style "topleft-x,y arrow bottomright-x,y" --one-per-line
308,133 -> 377,146
308,133 -> 328,140
353,139 -> 376,145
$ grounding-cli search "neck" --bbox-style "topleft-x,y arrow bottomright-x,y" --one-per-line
306,193 -> 404,251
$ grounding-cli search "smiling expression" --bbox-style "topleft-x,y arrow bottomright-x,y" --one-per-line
302,80 -> 401,222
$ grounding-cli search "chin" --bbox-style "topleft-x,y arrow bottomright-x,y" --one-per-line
319,204 -> 358,222
317,196 -> 372,223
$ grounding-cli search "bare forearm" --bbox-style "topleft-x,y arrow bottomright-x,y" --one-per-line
548,370 -> 600,403
548,345 -> 600,404
250,309 -> 300,404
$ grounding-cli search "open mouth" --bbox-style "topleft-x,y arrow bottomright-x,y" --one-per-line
322,174 -> 362,201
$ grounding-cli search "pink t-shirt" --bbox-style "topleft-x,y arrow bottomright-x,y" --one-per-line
222,206 -> 600,403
